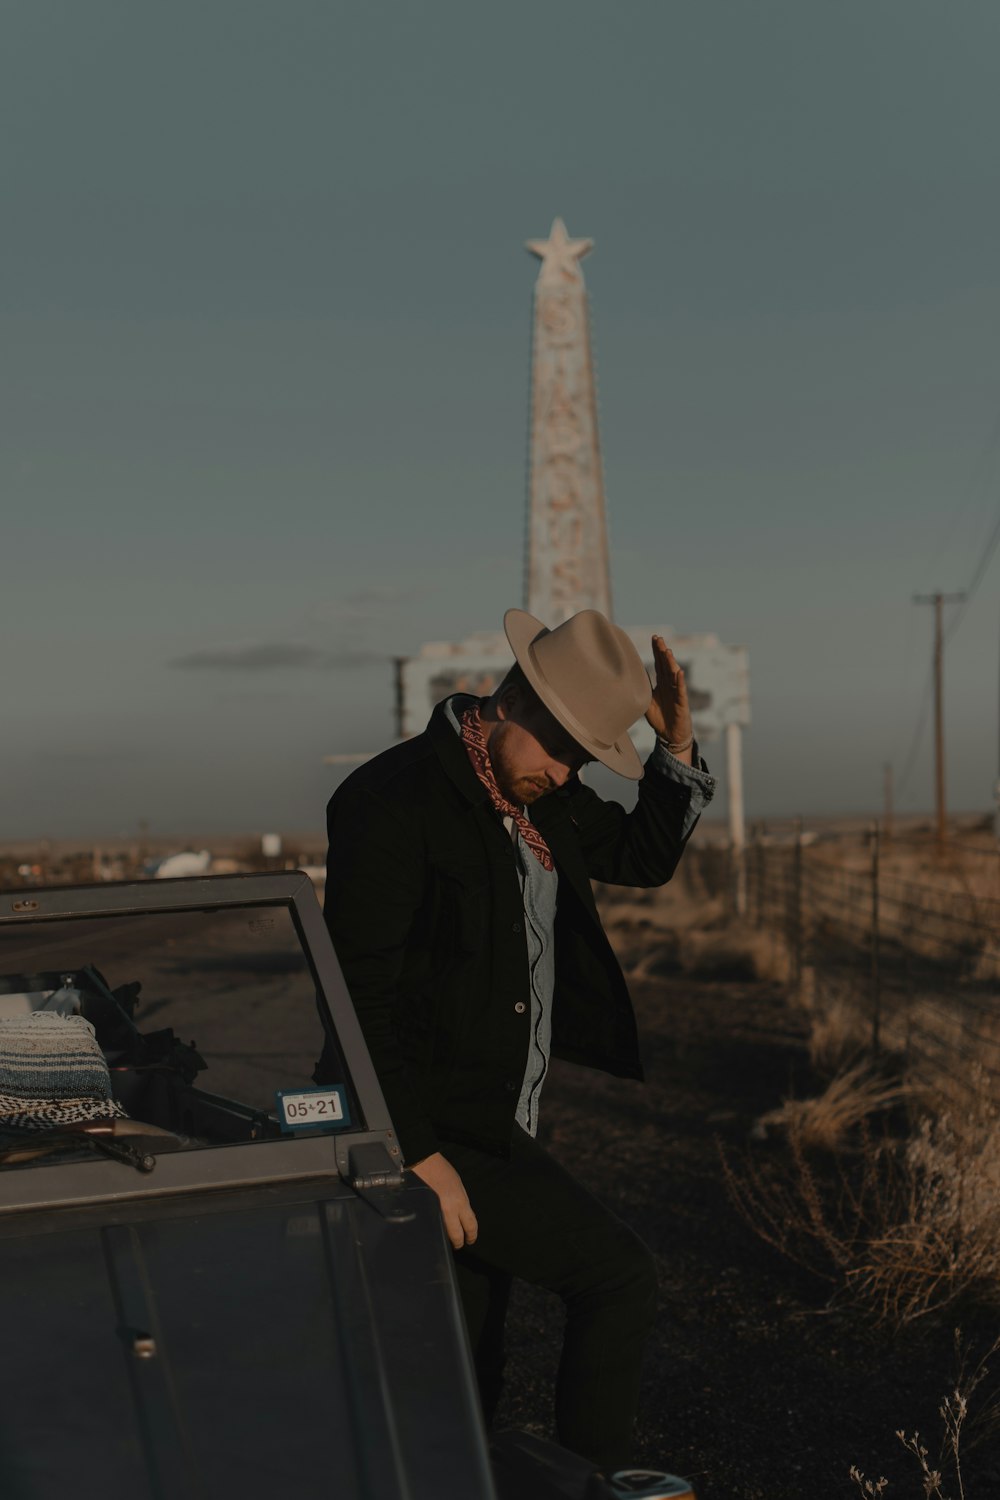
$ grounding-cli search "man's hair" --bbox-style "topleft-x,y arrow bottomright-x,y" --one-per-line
492,663 -> 544,720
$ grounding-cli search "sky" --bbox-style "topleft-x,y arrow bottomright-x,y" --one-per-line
4,0 -> 1000,840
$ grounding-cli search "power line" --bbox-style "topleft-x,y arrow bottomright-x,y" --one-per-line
890,412 -> 1000,805
918,404 -> 1000,596
895,661 -> 935,804
944,500 -> 1000,642
892,503 -> 999,809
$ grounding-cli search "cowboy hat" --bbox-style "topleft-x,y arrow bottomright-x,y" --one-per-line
503,608 -> 652,780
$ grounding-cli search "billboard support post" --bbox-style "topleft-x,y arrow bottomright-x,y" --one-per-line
726,722 -> 746,915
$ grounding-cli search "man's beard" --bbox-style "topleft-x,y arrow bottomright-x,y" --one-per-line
488,724 -> 551,806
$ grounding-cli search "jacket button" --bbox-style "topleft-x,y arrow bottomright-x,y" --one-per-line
511,921 -> 522,934
514,1001 -> 526,1014
503,1079 -> 516,1092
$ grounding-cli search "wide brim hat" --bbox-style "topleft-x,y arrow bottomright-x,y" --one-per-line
504,608 -> 652,780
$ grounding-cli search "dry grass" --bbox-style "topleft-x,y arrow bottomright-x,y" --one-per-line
597,878 -> 794,986
723,1070 -> 1000,1329
850,1330 -> 1000,1500
622,924 -> 792,985
746,830 -> 1000,1119
755,1063 -> 906,1152
618,835 -> 1000,1330
853,1087 -> 1000,1327
803,828 -> 999,909
807,995 -> 874,1075
971,942 -> 1000,985
882,995 -> 1000,1109
679,923 -> 790,983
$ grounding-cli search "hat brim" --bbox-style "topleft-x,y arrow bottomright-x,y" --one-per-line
504,609 -> 645,781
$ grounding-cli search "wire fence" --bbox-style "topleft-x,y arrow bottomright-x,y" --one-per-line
685,828 -> 1000,1097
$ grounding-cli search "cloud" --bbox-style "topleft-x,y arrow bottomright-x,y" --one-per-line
169,643 -> 382,672
33,748 -> 152,763
306,584 -> 420,627
345,585 -> 412,607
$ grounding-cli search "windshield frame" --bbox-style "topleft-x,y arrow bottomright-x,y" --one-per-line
0,871 -> 398,1216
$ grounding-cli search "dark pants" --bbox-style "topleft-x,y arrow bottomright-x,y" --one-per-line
445,1125 -> 659,1474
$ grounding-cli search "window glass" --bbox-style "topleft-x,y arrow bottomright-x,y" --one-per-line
0,903 -> 355,1170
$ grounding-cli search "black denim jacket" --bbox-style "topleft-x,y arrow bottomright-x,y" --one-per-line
322,700 -> 702,1165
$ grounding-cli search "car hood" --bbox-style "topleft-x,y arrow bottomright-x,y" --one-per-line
0,1176 -> 492,1500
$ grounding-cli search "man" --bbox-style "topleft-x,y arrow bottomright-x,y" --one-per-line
322,607 -> 714,1473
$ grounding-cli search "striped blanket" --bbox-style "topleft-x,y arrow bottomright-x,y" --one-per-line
0,1013 -> 126,1130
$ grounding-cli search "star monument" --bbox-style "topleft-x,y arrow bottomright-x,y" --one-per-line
524,217 -> 612,623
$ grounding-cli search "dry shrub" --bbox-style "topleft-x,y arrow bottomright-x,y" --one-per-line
598,897 -> 677,934
620,914 -> 790,985
746,925 -> 792,985
599,884 -> 729,981
808,997 -> 873,1076
597,881 -> 727,938
722,1115 -> 884,1290
756,1063 -> 905,1152
624,934 -> 683,983
676,928 -> 762,982
674,923 -> 790,984
851,1090 -> 1000,1328
971,942 -> 1000,984
851,1329 -> 1000,1500
722,1072 -> 1000,1329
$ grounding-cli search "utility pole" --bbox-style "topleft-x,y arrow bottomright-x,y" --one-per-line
996,602 -> 1000,847
913,591 -> 965,853
882,761 -> 893,844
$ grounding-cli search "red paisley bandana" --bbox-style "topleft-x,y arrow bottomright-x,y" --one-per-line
460,703 -> 555,872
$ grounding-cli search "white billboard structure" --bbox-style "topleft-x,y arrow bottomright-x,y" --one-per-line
397,629 -> 749,750
397,628 -> 751,868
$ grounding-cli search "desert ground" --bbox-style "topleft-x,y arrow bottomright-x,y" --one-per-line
3,827 -> 998,1499
493,872 -> 1000,1500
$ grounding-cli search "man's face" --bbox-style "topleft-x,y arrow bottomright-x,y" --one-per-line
488,694 -> 592,805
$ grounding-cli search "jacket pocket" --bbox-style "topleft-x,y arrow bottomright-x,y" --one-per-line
432,859 -> 488,956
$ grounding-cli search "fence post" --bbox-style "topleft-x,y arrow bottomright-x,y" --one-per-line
752,824 -> 764,930
731,838 -> 746,919
870,821 -> 881,1057
791,817 -> 804,996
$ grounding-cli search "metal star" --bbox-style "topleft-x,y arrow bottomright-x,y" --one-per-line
525,218 -> 593,283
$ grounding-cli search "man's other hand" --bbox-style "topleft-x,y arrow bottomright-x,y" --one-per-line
409,1151 -> 479,1250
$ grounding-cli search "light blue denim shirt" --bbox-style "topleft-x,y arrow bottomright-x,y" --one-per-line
444,695 -> 714,1135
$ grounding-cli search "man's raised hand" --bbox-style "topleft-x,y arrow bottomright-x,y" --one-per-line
644,634 -> 694,765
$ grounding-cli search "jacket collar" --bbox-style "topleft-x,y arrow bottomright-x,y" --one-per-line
426,698 -> 492,808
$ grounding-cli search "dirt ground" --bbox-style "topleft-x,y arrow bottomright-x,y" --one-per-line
491,898 -> 1000,1500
